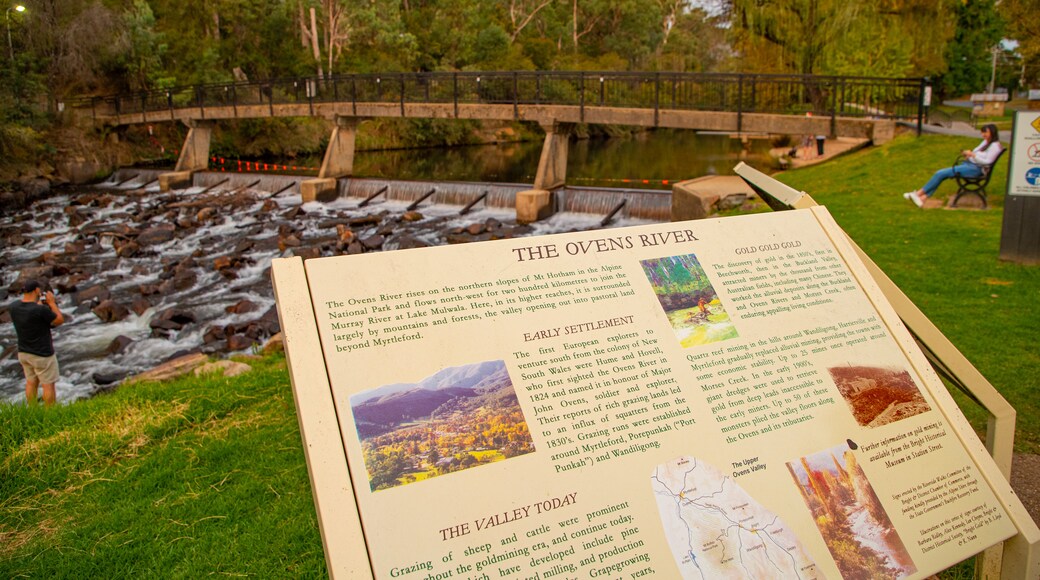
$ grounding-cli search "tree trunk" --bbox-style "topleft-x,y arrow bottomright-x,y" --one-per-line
310,7 -> 324,79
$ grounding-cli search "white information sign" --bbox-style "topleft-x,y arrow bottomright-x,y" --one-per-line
1007,111 -> 1040,197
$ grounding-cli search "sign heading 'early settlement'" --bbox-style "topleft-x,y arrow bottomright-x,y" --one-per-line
273,207 -> 1021,579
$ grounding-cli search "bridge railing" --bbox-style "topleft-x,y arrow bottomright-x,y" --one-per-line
71,71 -> 926,126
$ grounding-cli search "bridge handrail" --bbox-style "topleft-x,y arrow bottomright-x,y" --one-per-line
68,70 -> 928,126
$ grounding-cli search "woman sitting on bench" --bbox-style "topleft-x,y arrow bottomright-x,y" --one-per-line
903,124 -> 1002,208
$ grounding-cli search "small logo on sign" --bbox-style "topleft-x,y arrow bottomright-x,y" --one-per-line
1027,168 -> 1040,186
1029,143 -> 1040,162
1033,116 -> 1040,133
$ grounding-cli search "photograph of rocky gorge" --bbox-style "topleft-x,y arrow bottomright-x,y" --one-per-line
828,364 -> 931,428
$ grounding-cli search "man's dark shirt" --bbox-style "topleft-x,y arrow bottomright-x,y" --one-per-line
9,300 -> 57,357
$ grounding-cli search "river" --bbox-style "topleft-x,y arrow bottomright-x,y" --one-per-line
0,130 -> 773,404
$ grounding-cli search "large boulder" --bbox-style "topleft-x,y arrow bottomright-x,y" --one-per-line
126,352 -> 209,383
105,335 -> 134,355
193,360 -> 252,378
92,300 -> 130,323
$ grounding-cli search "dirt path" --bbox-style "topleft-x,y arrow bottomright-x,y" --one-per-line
1011,453 -> 1040,526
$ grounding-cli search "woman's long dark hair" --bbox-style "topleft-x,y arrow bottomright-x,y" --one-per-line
980,124 -> 1000,151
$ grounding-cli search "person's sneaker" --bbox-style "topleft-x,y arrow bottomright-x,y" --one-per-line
903,192 -> 914,201
910,194 -> 924,208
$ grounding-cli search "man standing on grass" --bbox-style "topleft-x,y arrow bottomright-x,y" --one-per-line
9,280 -> 64,406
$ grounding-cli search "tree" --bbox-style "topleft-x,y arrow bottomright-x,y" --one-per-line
723,0 -> 860,74
21,0 -> 127,106
999,0 -> 1040,87
943,0 -> 1004,95
723,0 -> 954,77
119,0 -> 167,91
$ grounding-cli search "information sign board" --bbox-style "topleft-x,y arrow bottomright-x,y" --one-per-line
274,207 -> 1023,579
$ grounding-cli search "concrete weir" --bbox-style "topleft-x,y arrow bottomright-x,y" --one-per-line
159,119 -> 216,192
300,116 -> 357,203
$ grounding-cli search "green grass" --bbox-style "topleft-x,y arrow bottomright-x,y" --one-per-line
0,355 -> 326,578
776,132 -> 1040,454
2,133 -> 1036,577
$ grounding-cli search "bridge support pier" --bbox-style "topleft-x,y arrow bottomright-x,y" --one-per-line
159,119 -> 216,192
517,121 -> 574,223
301,116 -> 358,203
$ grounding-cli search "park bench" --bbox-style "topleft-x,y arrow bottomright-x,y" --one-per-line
951,147 -> 1005,209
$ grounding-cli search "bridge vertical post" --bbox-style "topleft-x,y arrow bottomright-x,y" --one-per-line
579,72 -> 585,123
300,115 -> 358,203
654,73 -> 660,127
400,74 -> 405,117
513,73 -> 519,119
159,119 -> 216,192
516,121 -> 575,223
453,73 -> 458,118
830,77 -> 837,138
351,76 -> 357,116
737,74 -> 744,134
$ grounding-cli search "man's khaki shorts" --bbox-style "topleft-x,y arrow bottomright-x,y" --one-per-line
18,352 -> 60,384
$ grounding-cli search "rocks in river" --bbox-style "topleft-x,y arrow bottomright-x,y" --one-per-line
158,269 -> 197,294
64,240 -> 89,254
213,256 -> 233,270
74,285 -> 111,306
149,307 -> 196,336
291,247 -> 321,259
4,230 -> 31,246
137,223 -> 176,245
203,325 -> 226,344
92,370 -> 129,385
16,264 -> 55,286
130,297 -> 151,316
156,307 -> 197,326
225,299 -> 258,315
114,239 -> 140,258
106,335 -> 134,355
402,211 -> 424,222
336,224 -> 355,244
393,234 -> 431,250
92,299 -> 130,323
227,334 -> 259,351
196,207 -> 217,222
361,234 -> 385,250
52,273 -> 90,295
278,233 -> 302,251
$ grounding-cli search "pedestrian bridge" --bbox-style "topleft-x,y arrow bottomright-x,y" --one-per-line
72,71 -> 927,220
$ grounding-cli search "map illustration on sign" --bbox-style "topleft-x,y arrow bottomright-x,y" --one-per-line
651,455 -> 822,579
640,253 -> 738,348
350,359 -> 535,491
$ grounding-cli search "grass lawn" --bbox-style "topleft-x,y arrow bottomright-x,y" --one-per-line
776,132 -> 1040,455
1,132 -> 1035,577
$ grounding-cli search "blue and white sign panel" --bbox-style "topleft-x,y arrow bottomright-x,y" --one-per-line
1008,111 -> 1040,197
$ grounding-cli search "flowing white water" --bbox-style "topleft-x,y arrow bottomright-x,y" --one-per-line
1,180 -> 653,404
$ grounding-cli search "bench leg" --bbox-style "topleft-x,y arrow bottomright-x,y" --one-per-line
952,188 -> 987,209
